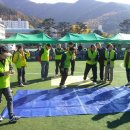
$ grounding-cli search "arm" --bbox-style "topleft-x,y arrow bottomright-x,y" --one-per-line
12,52 -> 18,64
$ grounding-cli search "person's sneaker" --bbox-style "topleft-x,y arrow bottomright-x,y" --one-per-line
41,78 -> 45,81
19,83 -> 24,87
23,81 -> 29,85
9,116 -> 21,123
109,81 -> 112,85
125,82 -> 130,86
60,85 -> 67,89
93,82 -> 97,85
0,116 -> 3,122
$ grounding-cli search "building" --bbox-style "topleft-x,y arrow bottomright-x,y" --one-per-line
0,18 -> 29,29
0,23 -> 5,39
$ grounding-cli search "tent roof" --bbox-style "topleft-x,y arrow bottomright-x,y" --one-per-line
0,33 -> 56,44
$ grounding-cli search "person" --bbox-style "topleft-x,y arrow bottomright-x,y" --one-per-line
0,46 -> 20,123
67,42 -> 76,75
83,45 -> 98,85
12,45 -> 30,87
40,44 -> 51,80
59,47 -> 75,89
104,44 -> 117,84
35,45 -> 41,62
54,44 -> 64,76
96,43 -> 106,81
124,47 -> 130,86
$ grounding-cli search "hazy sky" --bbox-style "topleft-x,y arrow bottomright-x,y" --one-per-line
30,0 -> 130,4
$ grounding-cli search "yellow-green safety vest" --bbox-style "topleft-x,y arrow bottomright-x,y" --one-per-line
41,48 -> 50,61
124,50 -> 130,68
86,50 -> 98,65
0,58 -> 10,89
104,50 -> 115,67
13,51 -> 30,68
64,52 -> 72,68
55,48 -> 64,60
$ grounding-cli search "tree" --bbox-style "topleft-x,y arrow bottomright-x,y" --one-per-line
56,22 -> 70,37
40,18 -> 55,35
30,29 -> 43,34
119,19 -> 130,33
93,29 -> 103,36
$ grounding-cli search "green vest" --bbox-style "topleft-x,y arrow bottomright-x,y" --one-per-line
64,52 -> 71,68
55,48 -> 63,60
124,50 -> 130,68
72,52 -> 76,60
104,50 -> 115,67
86,50 -> 98,65
13,51 -> 27,68
41,48 -> 50,61
0,58 -> 10,89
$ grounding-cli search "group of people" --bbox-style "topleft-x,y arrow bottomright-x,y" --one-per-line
0,42 -> 130,123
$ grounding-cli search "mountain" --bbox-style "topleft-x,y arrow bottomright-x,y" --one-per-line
0,3 -> 42,28
0,0 -> 130,32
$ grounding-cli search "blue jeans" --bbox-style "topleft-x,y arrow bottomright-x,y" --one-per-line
41,61 -> 49,79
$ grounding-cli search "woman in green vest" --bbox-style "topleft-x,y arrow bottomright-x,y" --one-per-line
13,45 -> 30,87
124,47 -> 130,86
60,47 -> 75,89
83,45 -> 98,85
0,46 -> 20,123
104,44 -> 117,84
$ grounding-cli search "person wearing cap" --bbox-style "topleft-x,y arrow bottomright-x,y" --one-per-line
104,44 -> 117,84
0,46 -> 20,123
83,45 -> 98,85
96,43 -> 106,81
124,47 -> 130,86
12,45 -> 30,87
54,44 -> 64,77
59,47 -> 75,89
39,44 -> 51,80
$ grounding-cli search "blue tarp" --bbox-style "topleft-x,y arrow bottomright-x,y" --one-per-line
2,86 -> 130,118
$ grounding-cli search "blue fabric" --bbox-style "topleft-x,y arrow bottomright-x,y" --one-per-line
2,86 -> 130,118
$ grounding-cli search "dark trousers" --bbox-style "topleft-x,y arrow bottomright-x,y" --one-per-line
84,63 -> 97,82
99,62 -> 104,80
126,68 -> 130,82
41,61 -> 49,78
17,67 -> 25,85
71,60 -> 75,75
0,87 -> 14,119
55,60 -> 61,75
60,68 -> 69,85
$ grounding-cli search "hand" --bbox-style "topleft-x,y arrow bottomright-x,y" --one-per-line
61,68 -> 64,72
10,70 -> 15,75
4,71 -> 10,76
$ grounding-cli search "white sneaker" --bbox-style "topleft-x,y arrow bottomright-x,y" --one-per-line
60,85 -> 67,89
125,82 -> 130,86
93,82 -> 97,85
41,78 -> 45,81
9,116 -> 21,123
0,116 -> 3,122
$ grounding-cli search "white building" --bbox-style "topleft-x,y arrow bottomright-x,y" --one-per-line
0,18 -> 29,29
0,23 -> 5,39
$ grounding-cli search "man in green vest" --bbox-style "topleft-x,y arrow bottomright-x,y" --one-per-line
104,44 -> 117,84
0,46 -> 20,123
55,44 -> 64,76
124,47 -> 130,86
60,47 -> 75,89
83,45 -> 98,85
40,44 -> 51,80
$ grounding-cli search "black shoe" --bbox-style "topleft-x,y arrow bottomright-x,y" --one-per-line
9,116 -> 21,123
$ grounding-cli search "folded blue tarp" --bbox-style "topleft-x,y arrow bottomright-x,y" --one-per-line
2,86 -> 130,118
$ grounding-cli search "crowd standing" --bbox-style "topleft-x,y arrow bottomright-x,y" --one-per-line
0,43 -> 130,123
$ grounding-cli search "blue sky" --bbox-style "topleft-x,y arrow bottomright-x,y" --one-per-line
30,0 -> 130,4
